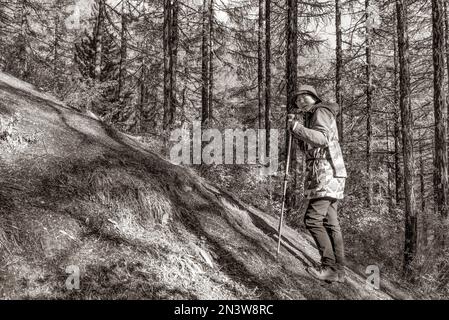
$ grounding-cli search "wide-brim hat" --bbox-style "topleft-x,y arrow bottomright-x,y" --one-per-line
294,85 -> 322,103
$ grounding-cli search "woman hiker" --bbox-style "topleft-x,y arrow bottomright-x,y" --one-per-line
288,85 -> 348,283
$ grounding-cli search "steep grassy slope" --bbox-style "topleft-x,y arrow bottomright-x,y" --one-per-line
0,72 -> 411,299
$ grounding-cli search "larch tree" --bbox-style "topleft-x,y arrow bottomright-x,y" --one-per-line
285,0 -> 298,209
431,0 -> 449,247
163,0 -> 179,130
335,0 -> 343,143
117,2 -> 128,102
208,0 -> 214,122
258,0 -> 265,131
201,0 -> 210,129
94,0 -> 105,81
396,0 -> 417,278
366,0 -> 373,207
393,24 -> 403,205
265,0 -> 271,154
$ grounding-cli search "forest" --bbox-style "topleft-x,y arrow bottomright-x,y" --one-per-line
0,0 -> 449,298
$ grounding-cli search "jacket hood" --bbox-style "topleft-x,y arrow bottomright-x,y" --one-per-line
308,101 -> 339,117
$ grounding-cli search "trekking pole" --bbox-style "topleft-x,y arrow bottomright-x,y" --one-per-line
276,115 -> 294,260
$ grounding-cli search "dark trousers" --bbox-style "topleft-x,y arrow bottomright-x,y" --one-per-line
304,197 -> 345,271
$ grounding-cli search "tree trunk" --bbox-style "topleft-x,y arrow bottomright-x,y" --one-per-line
138,54 -> 147,133
201,0 -> 210,129
393,25 -> 404,205
208,0 -> 213,121
94,0 -> 104,81
445,0 -> 449,100
366,0 -> 373,207
394,117 -> 403,204
286,0 -> 297,116
396,0 -> 417,278
444,0 -> 449,168
265,0 -> 272,212
163,0 -> 178,130
387,121 -> 393,214
265,0 -> 271,154
18,1 -> 28,79
170,0 -> 179,125
335,0 -> 344,143
53,9 -> 60,91
117,6 -> 127,101
163,0 -> 172,129
419,133 -> 427,248
393,28 -> 403,205
258,0 -> 265,130
432,0 -> 449,247
286,0 -> 299,209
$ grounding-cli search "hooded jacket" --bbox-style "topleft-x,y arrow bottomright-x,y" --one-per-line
291,101 -> 347,200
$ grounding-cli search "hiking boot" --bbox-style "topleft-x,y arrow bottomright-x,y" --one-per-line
306,266 -> 339,282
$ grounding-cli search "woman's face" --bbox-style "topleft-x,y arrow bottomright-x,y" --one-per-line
296,94 -> 316,109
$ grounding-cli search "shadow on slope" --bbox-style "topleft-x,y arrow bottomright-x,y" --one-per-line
0,72 -> 410,299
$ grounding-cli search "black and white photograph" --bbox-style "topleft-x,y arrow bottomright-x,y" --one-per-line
0,0 -> 448,307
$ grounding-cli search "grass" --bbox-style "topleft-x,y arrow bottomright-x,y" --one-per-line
0,71 -> 414,299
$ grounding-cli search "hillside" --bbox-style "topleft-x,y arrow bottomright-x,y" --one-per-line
0,72 -> 412,299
